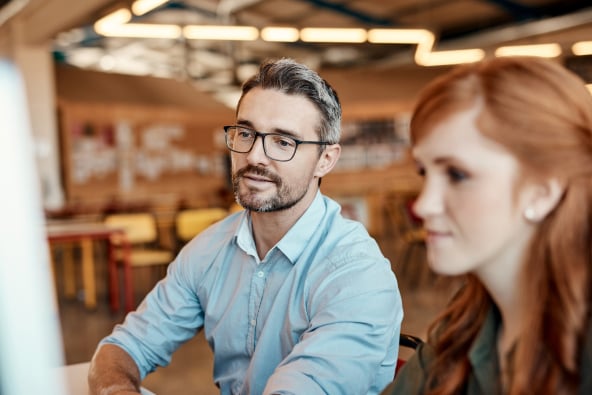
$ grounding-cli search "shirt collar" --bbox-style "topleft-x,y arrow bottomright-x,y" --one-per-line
468,305 -> 503,394
234,191 -> 327,264
276,190 -> 326,264
468,306 -> 500,362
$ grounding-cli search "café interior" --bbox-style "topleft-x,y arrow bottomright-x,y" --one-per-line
1,0 -> 592,393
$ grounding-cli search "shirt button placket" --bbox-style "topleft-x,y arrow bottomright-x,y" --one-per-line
247,264 -> 267,352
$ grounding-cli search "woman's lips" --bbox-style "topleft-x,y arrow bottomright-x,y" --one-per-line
426,229 -> 452,243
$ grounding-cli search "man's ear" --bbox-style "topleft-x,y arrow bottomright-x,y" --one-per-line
314,144 -> 341,178
523,178 -> 565,223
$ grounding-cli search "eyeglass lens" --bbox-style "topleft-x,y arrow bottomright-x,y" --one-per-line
226,126 -> 297,161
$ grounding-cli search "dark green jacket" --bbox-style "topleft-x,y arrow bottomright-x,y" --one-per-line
382,307 -> 592,394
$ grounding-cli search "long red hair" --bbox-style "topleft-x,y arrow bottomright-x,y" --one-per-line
410,57 -> 592,395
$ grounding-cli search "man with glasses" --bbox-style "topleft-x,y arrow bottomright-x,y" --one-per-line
89,58 -> 402,395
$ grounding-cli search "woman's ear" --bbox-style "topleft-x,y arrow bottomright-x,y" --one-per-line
314,144 -> 341,178
523,178 -> 565,223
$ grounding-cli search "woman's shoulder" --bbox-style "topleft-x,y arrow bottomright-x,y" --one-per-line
580,318 -> 592,391
381,341 -> 434,395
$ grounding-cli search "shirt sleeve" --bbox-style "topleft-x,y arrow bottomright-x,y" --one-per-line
381,342 -> 432,395
99,250 -> 204,378
263,244 -> 403,395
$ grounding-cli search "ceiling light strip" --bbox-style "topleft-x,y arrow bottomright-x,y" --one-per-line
261,27 -> 299,42
367,28 -> 433,44
573,41 -> 592,56
131,0 -> 169,16
300,28 -> 367,43
94,8 -> 132,32
95,9 -> 567,67
416,49 -> 485,66
183,25 -> 259,41
495,43 -> 561,58
97,23 -> 181,38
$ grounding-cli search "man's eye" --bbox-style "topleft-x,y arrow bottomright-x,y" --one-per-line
278,138 -> 295,147
271,135 -> 296,148
447,167 -> 468,183
238,129 -> 253,138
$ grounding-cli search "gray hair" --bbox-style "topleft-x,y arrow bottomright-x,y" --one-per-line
238,58 -> 342,144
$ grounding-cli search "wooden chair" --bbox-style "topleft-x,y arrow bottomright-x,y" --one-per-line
396,333 -> 424,375
104,212 -> 174,312
173,207 -> 229,252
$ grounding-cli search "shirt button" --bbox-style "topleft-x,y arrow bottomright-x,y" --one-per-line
257,271 -> 264,278
250,319 -> 256,326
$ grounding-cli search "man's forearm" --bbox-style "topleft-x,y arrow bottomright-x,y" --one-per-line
88,344 -> 142,395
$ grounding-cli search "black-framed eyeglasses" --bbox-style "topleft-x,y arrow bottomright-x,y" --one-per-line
224,125 -> 329,162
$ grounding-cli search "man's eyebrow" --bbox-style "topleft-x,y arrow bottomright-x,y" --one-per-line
271,128 -> 299,138
236,119 -> 254,128
235,120 -> 300,138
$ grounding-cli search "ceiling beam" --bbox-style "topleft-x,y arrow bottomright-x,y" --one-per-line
442,6 -> 592,49
10,0 -> 113,44
300,0 -> 394,26
480,0 -> 538,21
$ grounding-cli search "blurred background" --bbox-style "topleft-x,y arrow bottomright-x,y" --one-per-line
1,0 -> 591,393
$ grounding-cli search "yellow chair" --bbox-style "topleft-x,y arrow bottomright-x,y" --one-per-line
229,202 -> 244,213
104,212 -> 174,312
175,207 -> 228,250
174,208 -> 229,251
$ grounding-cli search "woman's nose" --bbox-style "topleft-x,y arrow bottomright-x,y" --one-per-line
413,179 -> 443,220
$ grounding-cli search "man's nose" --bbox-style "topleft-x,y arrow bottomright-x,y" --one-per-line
246,135 -> 269,163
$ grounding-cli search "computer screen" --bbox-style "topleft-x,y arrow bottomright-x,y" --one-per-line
0,60 -> 67,394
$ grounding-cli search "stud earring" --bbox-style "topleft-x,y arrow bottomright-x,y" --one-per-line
524,207 -> 537,222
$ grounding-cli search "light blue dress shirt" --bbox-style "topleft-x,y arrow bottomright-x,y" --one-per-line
101,191 -> 403,394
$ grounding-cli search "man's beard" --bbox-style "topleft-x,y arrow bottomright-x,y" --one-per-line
232,165 -> 309,212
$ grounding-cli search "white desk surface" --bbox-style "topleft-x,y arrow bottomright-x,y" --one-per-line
56,362 -> 155,395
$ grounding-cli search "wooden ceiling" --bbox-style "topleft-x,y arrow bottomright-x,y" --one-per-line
3,0 -> 592,108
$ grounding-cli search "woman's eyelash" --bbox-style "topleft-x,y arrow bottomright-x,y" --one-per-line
414,163 -> 468,182
447,167 -> 468,182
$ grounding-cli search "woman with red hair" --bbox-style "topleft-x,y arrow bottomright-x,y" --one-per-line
383,56 -> 592,394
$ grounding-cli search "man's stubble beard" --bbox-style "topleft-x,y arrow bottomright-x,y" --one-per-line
232,165 -> 309,213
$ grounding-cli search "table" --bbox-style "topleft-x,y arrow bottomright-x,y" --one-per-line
56,362 -> 155,395
46,221 -> 131,312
